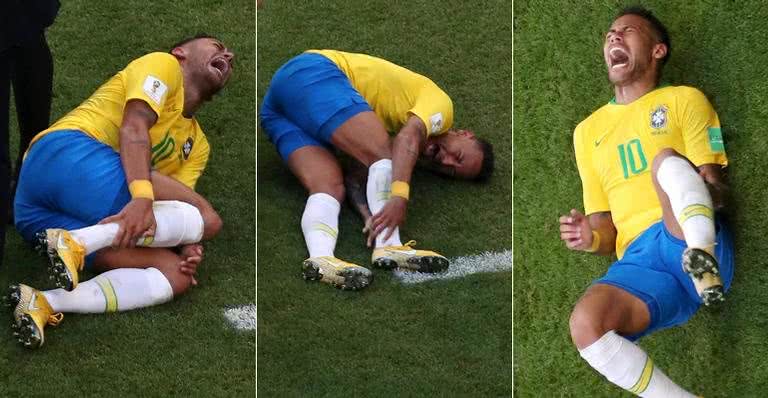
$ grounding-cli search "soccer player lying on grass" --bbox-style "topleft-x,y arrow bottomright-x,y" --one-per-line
558,7 -> 732,397
260,50 -> 494,291
7,35 -> 234,349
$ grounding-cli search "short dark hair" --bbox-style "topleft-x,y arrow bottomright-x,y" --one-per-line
169,33 -> 220,53
474,138 -> 494,182
617,6 -> 671,65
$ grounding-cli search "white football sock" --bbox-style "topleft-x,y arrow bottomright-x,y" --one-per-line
42,267 -> 173,313
366,159 -> 402,248
657,156 -> 716,254
301,193 -> 340,258
70,200 -> 205,255
579,330 -> 695,397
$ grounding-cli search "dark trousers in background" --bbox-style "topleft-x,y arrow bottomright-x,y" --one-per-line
0,33 -> 54,267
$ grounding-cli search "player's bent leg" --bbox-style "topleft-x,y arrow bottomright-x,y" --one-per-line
569,284 -> 650,349
149,171 -> 223,240
28,247 -> 185,330
287,146 -> 373,290
331,112 -> 447,270
330,112 -> 404,247
92,247 -> 192,296
330,111 -> 392,167
37,201 -> 207,292
570,284 -> 696,397
652,149 -> 723,305
287,146 -> 346,203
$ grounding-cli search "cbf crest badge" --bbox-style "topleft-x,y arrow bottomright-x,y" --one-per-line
650,105 -> 668,129
182,137 -> 194,160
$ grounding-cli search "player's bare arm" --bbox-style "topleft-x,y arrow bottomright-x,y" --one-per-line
559,210 -> 617,256
103,99 -> 159,248
370,115 -> 426,239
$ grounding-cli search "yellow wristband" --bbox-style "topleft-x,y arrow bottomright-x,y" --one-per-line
586,231 -> 601,253
390,181 -> 410,200
128,179 -> 154,200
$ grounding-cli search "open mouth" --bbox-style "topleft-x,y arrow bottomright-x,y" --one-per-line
210,57 -> 230,79
608,47 -> 629,69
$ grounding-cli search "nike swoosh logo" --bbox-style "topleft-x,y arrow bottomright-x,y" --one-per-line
29,293 -> 39,311
387,249 -> 417,255
594,132 -> 610,147
57,235 -> 71,251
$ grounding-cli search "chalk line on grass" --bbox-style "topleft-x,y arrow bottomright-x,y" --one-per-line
224,304 -> 256,330
394,249 -> 512,284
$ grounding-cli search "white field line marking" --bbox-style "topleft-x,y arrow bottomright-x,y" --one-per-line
224,304 -> 256,331
394,249 -> 512,284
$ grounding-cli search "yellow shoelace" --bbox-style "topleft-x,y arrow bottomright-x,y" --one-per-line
48,313 -> 63,326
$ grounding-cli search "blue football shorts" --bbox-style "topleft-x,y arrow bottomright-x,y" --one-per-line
14,130 -> 132,267
259,52 -> 372,161
595,218 -> 734,341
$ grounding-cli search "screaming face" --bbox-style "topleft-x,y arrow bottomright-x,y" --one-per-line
175,38 -> 235,99
421,129 -> 483,179
603,14 -> 666,85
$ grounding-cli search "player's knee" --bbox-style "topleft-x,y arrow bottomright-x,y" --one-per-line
366,149 -> 392,166
651,148 -> 682,173
201,207 -> 223,240
329,182 -> 345,203
310,182 -> 344,204
569,302 -> 606,349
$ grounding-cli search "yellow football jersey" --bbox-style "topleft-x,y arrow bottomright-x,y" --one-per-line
307,49 -> 453,137
574,86 -> 727,258
31,52 -> 209,189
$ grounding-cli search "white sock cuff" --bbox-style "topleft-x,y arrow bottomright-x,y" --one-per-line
578,330 -> 624,368
369,158 -> 392,171
146,267 -> 174,303
306,192 -> 341,210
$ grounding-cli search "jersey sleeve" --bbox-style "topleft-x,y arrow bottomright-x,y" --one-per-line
677,87 -> 728,167
123,53 -> 182,118
170,132 -> 210,190
574,123 -> 610,215
408,82 -> 454,137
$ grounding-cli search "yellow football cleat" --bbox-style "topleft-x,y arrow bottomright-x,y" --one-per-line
8,284 -> 63,349
41,229 -> 85,291
371,240 -> 449,273
301,256 -> 373,291
682,248 -> 724,306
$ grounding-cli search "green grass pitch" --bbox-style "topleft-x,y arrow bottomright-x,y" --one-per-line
1,1 -> 255,396
515,1 -> 768,396
257,1 -> 512,396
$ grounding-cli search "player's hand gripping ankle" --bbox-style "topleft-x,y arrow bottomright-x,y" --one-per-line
371,196 -> 408,241
99,198 -> 157,248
